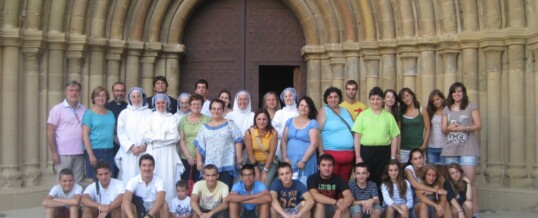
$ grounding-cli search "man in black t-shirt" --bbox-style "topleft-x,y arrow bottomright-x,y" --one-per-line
307,154 -> 353,218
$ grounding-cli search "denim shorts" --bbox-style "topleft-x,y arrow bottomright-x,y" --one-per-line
443,156 -> 477,166
427,148 -> 443,165
350,204 -> 382,217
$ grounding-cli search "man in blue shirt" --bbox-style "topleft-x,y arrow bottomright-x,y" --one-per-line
227,164 -> 271,218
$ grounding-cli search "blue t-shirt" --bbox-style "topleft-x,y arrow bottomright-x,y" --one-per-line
270,179 -> 308,209
231,180 -> 267,211
82,110 -> 115,149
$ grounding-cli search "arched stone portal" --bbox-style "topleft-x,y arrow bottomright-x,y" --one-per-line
1,0 -> 538,212
179,0 -> 306,108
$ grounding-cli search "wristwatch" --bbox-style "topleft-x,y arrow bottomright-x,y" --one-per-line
263,167 -> 269,172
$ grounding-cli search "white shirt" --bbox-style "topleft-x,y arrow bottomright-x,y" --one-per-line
48,184 -> 83,199
84,178 -> 125,204
169,196 -> 192,216
126,174 -> 165,203
201,99 -> 211,117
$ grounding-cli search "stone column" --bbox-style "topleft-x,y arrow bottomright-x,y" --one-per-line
88,38 -> 107,94
380,48 -> 396,91
506,40 -> 527,187
125,42 -> 144,90
66,35 -> 86,83
343,48 -> 360,84
1,28 -> 22,188
439,48 -> 460,92
481,45 -> 505,184
302,45 -> 323,106
22,30 -> 44,187
419,45 -> 436,103
45,32 -> 66,171
331,58 -> 346,91
106,39 -> 126,87
163,44 -> 185,97
141,42 -> 162,96
398,48 -> 419,91
461,42 -> 479,102
531,43 -> 538,187
363,56 -> 381,94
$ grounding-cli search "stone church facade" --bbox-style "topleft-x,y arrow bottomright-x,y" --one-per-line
1,0 -> 538,211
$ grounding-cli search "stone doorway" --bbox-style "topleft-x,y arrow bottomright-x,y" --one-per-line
179,0 -> 306,109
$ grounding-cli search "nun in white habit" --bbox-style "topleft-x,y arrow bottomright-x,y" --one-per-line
116,87 -> 153,184
272,87 -> 299,159
175,92 -> 191,121
143,93 -> 185,203
225,90 -> 255,135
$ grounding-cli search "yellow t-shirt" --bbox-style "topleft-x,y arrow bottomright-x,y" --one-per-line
340,101 -> 368,121
249,128 -> 274,162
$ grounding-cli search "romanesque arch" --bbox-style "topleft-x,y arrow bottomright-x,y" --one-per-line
1,0 -> 538,210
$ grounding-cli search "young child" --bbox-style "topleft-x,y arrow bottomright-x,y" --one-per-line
42,168 -> 83,218
381,160 -> 413,218
414,164 -> 452,218
445,163 -> 472,218
170,180 -> 192,218
348,163 -> 381,218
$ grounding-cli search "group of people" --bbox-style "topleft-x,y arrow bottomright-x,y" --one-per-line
44,75 -> 481,218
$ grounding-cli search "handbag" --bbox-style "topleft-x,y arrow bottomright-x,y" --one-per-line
252,129 -> 280,164
187,167 -> 194,196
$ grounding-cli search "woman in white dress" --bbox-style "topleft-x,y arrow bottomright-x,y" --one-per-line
225,90 -> 255,135
144,93 -> 185,203
116,87 -> 152,184
272,87 -> 299,159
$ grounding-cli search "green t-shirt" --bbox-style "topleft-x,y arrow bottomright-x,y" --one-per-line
351,108 -> 400,146
178,114 -> 211,159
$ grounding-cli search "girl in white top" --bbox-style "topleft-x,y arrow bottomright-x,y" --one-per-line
225,90 -> 255,135
426,89 -> 447,165
381,160 -> 413,218
116,87 -> 153,184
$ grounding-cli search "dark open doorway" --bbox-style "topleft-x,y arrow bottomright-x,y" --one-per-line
258,65 -> 297,108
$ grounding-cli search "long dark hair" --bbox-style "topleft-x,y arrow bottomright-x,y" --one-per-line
446,82 -> 469,110
382,160 -> 407,199
218,90 -> 233,109
398,88 -> 420,115
251,109 -> 275,136
426,89 -> 446,119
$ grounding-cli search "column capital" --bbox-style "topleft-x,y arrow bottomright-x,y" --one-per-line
47,32 -> 66,50
417,44 -> 436,51
396,45 -> 418,54
301,45 -> 325,61
127,41 -> 145,50
504,38 -> 526,46
2,28 -> 21,47
145,42 -> 162,52
330,58 -> 346,65
163,43 -> 185,53
379,47 -> 396,55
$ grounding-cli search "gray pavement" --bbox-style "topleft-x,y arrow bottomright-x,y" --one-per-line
0,207 -> 537,218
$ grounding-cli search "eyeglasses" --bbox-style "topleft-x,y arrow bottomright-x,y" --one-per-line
241,173 -> 254,178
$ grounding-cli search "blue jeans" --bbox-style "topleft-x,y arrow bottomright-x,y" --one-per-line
84,148 -> 116,179
427,148 -> 443,165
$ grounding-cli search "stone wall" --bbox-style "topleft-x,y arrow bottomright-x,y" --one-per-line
1,0 -> 538,210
